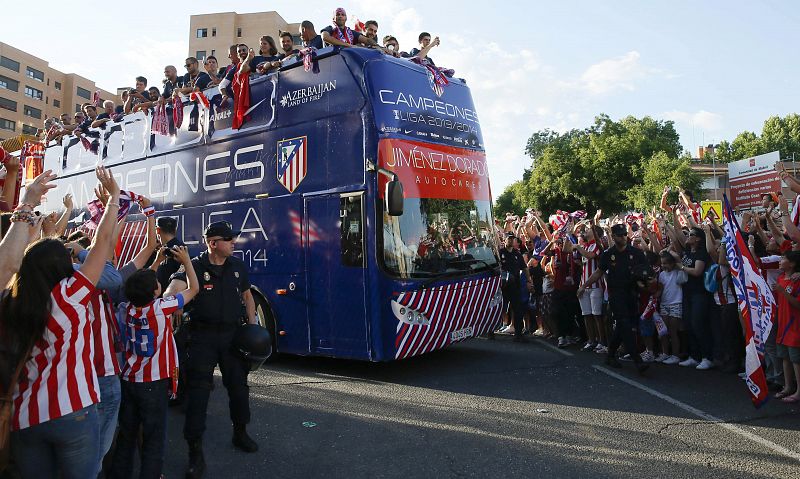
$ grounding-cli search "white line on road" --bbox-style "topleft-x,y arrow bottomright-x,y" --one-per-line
593,365 -> 800,463
535,338 -> 574,357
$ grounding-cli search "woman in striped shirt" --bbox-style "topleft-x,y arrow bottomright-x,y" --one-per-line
0,166 -> 121,478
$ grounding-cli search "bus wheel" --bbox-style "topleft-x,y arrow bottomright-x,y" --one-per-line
252,290 -> 278,361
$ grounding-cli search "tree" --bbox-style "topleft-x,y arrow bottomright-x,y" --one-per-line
704,114 -> 800,163
626,152 -> 704,211
521,115 -> 682,213
494,181 -> 526,217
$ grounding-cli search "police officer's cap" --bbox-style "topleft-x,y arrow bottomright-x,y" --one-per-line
204,221 -> 241,238
156,216 -> 177,230
611,224 -> 627,236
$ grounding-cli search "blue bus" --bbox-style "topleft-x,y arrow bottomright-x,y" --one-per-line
38,47 -> 503,361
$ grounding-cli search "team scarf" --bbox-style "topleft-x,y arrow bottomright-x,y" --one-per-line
84,190 -> 143,229
152,102 -> 169,136
172,96 -> 184,129
190,91 -> 210,110
93,90 -> 102,107
299,47 -> 320,73
722,194 -> 772,408
625,212 -> 644,225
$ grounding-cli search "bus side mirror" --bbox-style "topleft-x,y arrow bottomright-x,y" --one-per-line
385,179 -> 404,216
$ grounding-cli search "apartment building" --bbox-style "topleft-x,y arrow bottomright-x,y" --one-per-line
0,42 -> 117,143
188,11 -> 302,61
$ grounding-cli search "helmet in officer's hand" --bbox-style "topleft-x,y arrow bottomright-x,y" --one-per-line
231,323 -> 273,371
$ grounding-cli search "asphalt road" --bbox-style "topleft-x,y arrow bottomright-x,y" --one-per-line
160,336 -> 800,479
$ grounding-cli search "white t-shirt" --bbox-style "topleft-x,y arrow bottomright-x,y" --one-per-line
659,269 -> 687,305
542,275 -> 554,294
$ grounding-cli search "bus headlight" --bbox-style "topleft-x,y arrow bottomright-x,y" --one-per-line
391,300 -> 430,326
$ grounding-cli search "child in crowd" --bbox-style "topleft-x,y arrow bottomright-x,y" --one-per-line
657,251 -> 687,364
773,251 -> 800,403
109,246 -> 199,478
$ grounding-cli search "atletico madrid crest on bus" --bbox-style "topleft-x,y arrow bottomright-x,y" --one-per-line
277,136 -> 308,192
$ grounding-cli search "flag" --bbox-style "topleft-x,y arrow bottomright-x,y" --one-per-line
353,17 -> 366,33
84,191 -> 142,229
232,70 -> 251,130
173,96 -> 184,129
20,141 -> 45,183
722,194 -> 772,408
93,90 -> 102,107
190,91 -> 210,110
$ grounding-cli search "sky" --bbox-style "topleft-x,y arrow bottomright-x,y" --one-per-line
4,0 -> 800,198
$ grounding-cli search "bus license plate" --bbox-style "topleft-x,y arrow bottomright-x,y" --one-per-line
450,327 -> 473,342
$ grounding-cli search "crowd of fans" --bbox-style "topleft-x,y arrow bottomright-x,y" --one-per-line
32,6 -> 449,146
492,164 -> 800,404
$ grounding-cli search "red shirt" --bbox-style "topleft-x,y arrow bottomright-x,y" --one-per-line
89,290 -> 121,377
13,271 -> 99,430
121,295 -> 183,396
776,273 -> 800,347
553,248 -> 578,291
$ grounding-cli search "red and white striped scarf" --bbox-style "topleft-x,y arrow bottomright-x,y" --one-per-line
85,190 -> 142,229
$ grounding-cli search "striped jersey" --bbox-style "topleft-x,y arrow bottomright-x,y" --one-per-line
12,271 -> 100,431
89,290 -> 121,377
121,294 -> 183,396
581,240 -> 600,289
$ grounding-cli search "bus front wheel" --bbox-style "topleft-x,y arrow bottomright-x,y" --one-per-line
252,290 -> 278,362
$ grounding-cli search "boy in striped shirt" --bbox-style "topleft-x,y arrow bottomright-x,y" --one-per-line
109,246 -> 199,478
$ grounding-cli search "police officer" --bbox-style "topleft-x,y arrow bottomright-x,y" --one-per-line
498,233 -> 533,343
579,224 -> 649,373
165,221 -> 258,479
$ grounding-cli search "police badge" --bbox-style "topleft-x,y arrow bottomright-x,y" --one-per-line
204,271 -> 211,281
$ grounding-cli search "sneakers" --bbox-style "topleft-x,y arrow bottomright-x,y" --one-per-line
557,336 -> 569,348
679,357 -> 699,367
582,341 -> 597,351
501,325 -> 516,335
620,354 -> 633,362
696,358 -> 715,370
533,329 -> 547,337
594,344 -> 608,354
640,350 -> 655,363
662,355 -> 680,365
654,353 -> 669,363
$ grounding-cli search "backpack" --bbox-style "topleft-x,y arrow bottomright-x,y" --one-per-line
704,263 -> 720,293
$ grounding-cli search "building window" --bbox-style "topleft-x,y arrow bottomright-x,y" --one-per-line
75,104 -> 81,113
292,34 -> 302,46
196,51 -> 206,61
0,97 -> 17,112
24,86 -> 43,100
24,105 -> 42,119
0,56 -> 20,73
76,86 -> 91,99
237,27 -> 242,37
0,118 -> 15,132
22,124 -> 37,135
211,49 -> 216,56
0,75 -> 19,92
26,67 -> 44,82
55,81 -> 61,90
196,28 -> 208,38
53,99 -> 60,108
212,27 -> 217,37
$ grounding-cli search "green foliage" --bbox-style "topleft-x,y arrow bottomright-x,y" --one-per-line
704,114 -> 800,163
626,152 -> 704,211
494,181 -> 527,217
516,114 -> 682,214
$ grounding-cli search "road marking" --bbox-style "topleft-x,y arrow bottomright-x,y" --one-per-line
593,365 -> 800,462
535,338 -> 574,357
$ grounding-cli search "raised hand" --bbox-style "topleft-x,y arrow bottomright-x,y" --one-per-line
62,193 -> 74,210
95,166 -> 120,200
20,169 -> 57,207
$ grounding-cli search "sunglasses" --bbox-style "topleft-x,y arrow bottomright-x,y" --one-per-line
213,237 -> 234,242
184,64 -> 193,68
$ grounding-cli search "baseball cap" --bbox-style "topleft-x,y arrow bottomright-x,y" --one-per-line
204,221 -> 241,238
611,224 -> 627,236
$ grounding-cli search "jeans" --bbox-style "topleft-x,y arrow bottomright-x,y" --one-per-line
684,292 -> 713,361
11,405 -> 100,479
110,379 -> 170,479
97,374 -> 121,459
184,327 -> 250,440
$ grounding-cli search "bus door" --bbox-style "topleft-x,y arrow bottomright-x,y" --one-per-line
305,192 -> 368,357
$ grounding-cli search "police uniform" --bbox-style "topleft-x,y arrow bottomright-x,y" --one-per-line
499,239 -> 527,339
169,222 -> 256,477
597,230 -> 647,364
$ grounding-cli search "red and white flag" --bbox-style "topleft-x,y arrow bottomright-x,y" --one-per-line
722,194 -> 772,408
190,91 -> 210,110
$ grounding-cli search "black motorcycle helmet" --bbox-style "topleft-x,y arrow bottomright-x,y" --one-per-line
231,324 -> 273,371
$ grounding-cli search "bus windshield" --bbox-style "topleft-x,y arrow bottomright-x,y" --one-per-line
381,198 -> 498,278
